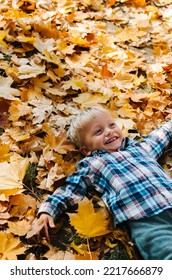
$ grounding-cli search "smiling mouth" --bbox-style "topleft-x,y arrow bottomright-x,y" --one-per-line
105,137 -> 118,144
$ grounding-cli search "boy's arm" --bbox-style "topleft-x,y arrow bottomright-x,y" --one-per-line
139,120 -> 172,159
38,162 -> 92,219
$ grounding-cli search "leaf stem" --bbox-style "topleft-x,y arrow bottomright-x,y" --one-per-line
86,238 -> 92,260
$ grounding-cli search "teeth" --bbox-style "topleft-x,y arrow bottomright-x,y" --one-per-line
106,137 -> 117,144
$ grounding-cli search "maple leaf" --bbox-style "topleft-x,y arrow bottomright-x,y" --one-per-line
25,218 -> 44,239
6,127 -> 30,142
0,30 -> 8,49
0,77 -> 19,100
44,130 -> 76,154
0,154 -> 29,190
43,247 -> 75,260
8,219 -> 31,236
30,98 -> 53,124
73,92 -> 109,108
9,100 -> 32,121
0,144 -> 11,162
9,193 -> 36,218
18,61 -> 45,79
68,197 -> 112,238
0,232 -> 26,260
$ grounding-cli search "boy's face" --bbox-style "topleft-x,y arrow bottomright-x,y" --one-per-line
79,110 -> 124,156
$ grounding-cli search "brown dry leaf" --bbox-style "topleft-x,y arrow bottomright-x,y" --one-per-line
0,154 -> 29,190
8,219 -> 31,236
6,127 -> 31,142
44,130 -> 76,154
9,193 -> 36,218
43,247 -> 75,260
0,232 -> 26,260
0,77 -> 20,100
68,197 -> 112,238
0,212 -> 11,225
26,218 -> 44,239
9,100 -> 32,121
2,153 -> 29,185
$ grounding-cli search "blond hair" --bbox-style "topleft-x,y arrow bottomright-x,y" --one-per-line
68,106 -> 107,148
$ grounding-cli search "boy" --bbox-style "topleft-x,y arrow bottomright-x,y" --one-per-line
38,106 -> 172,259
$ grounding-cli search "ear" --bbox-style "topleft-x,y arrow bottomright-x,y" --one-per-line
79,146 -> 92,156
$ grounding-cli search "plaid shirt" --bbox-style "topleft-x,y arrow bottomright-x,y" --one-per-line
38,121 -> 172,225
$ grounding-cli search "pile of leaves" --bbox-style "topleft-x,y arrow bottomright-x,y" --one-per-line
0,0 -> 172,260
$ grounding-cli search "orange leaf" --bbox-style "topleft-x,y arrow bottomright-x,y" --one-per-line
132,0 -> 146,7
106,0 -> 116,7
100,64 -> 113,78
75,251 -> 99,260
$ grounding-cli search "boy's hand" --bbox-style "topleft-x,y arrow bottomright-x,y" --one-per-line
38,213 -> 56,241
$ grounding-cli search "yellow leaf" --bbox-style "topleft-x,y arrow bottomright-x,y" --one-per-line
0,30 -> 8,49
0,144 -> 11,162
70,241 -> 88,255
0,189 -> 23,200
0,232 -> 26,260
68,197 -> 112,238
4,8 -> 29,19
73,92 -> 109,109
0,154 -> 29,190
105,237 -> 118,248
6,127 -> 30,142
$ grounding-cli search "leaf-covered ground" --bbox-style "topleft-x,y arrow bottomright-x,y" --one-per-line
0,0 -> 172,260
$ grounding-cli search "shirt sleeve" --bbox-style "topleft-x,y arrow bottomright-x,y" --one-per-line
139,120 -> 172,159
38,160 -> 93,218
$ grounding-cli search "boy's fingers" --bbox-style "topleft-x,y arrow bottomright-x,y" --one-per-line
43,221 -> 50,241
49,219 -> 56,228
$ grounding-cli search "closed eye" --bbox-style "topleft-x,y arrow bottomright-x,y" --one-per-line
94,129 -> 102,135
109,123 -> 116,128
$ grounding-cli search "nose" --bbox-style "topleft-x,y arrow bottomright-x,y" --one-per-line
105,127 -> 112,136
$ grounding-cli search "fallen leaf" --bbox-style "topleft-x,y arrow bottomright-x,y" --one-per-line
68,197 -> 112,238
8,219 -> 31,236
44,130 -> 76,154
0,77 -> 19,100
0,144 -> 11,162
0,232 -> 26,260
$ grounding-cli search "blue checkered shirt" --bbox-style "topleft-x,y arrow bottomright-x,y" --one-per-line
38,121 -> 172,225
